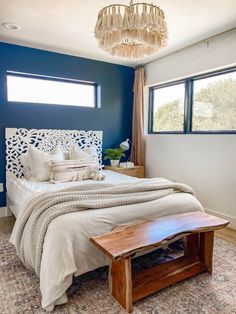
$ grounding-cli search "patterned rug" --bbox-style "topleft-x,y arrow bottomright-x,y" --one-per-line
0,233 -> 235,314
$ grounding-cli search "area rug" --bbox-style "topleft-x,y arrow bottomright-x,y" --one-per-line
0,233 -> 235,314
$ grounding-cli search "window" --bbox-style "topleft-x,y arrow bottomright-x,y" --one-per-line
149,67 -> 236,134
192,71 -> 236,131
152,83 -> 185,132
7,73 -> 98,107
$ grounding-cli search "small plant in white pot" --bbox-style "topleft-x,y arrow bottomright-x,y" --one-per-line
104,148 -> 125,167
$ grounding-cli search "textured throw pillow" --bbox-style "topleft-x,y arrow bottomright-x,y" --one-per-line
50,159 -> 97,183
28,145 -> 65,181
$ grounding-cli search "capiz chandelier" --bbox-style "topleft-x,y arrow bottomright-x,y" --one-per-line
94,0 -> 168,59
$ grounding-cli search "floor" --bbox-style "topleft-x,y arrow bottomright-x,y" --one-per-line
0,216 -> 235,244
1,232 -> 235,314
0,216 -> 15,233
215,226 -> 236,245
0,216 -> 235,314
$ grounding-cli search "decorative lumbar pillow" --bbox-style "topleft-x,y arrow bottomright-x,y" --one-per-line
90,166 -> 106,181
28,145 -> 65,181
69,145 -> 98,163
50,159 -> 98,183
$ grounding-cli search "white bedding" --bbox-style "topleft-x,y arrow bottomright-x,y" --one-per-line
8,171 -> 204,311
7,170 -> 138,217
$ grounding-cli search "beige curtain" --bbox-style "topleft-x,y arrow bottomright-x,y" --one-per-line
130,67 -> 145,166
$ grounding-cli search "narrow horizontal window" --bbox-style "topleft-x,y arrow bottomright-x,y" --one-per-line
7,74 -> 97,107
151,83 -> 185,132
192,71 -> 236,132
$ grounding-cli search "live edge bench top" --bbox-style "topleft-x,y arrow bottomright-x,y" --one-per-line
90,211 -> 229,261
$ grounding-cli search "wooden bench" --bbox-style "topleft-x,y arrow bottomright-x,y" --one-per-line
90,212 -> 229,312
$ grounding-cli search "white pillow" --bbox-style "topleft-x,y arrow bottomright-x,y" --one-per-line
85,145 -> 98,160
28,145 -> 65,181
20,153 -> 31,179
50,144 -> 65,160
64,152 -> 70,160
69,145 -> 98,162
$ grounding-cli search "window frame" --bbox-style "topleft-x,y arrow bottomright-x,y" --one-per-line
6,71 -> 101,108
148,66 -> 236,134
149,79 -> 186,134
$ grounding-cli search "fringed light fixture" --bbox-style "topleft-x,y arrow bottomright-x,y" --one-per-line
94,0 -> 168,59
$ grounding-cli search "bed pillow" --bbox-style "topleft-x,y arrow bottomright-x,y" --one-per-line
64,152 -> 70,160
50,159 -> 98,183
28,145 -> 65,181
51,145 -> 65,160
20,153 -> 31,179
85,145 -> 98,160
69,145 -> 98,163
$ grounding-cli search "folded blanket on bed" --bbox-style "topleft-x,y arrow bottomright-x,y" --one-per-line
10,179 -> 194,276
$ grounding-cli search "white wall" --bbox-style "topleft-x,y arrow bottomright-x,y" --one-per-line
144,29 -> 236,228
145,28 -> 236,86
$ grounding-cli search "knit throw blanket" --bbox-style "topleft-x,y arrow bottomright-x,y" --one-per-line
10,179 -> 194,276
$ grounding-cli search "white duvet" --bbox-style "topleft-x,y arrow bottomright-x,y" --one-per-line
9,171 -> 204,311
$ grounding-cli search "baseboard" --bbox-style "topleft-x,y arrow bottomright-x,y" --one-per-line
0,207 -> 12,217
205,208 -> 236,230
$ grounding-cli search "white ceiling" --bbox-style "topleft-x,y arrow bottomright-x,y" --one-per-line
0,0 -> 236,67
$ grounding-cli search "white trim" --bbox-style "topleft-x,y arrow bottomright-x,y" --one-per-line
205,208 -> 236,230
0,207 -> 12,217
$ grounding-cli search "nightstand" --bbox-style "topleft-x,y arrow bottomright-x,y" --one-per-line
104,166 -> 145,178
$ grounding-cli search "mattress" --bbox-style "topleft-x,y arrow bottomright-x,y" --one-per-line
7,170 -> 139,217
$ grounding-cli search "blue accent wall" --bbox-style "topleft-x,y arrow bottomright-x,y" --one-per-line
0,42 -> 134,207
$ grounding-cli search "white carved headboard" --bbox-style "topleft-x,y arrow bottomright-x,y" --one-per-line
5,128 -> 103,181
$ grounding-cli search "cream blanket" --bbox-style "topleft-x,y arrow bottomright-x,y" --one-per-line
11,179 -> 193,277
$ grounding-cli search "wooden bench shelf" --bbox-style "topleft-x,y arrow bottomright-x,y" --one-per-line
90,212 -> 229,312
132,255 -> 205,302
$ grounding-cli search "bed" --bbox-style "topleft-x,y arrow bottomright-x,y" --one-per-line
6,128 -> 204,311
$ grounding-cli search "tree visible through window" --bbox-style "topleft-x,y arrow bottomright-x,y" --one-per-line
192,72 -> 236,131
152,83 -> 185,132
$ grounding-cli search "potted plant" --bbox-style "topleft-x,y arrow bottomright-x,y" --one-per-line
104,148 -> 125,167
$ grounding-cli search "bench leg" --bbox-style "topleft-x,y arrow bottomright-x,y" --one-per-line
109,257 -> 133,312
199,231 -> 214,274
184,233 -> 199,258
